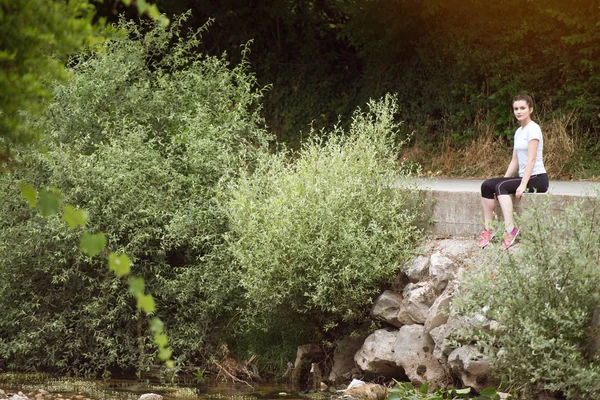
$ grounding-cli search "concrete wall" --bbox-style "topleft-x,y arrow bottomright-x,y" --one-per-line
414,179 -> 599,238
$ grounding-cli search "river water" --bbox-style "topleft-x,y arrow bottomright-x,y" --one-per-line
0,374 -> 318,400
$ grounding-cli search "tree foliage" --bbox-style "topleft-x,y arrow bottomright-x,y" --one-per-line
151,0 -> 599,148
0,0 -> 97,159
454,195 -> 600,399
224,95 -> 424,335
0,14 -> 271,375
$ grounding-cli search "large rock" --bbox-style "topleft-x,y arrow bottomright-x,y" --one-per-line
355,329 -> 405,379
429,324 -> 451,362
397,282 -> 439,325
294,344 -> 325,368
424,283 -> 455,333
429,253 -> 457,292
448,346 -> 499,394
343,383 -> 388,400
371,290 -> 404,328
405,255 -> 430,283
139,394 -> 163,400
394,325 -> 450,389
328,337 -> 364,383
434,239 -> 478,260
429,314 -> 471,362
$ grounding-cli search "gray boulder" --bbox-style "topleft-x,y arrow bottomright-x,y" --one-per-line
138,394 -> 163,400
397,282 -> 439,325
394,325 -> 450,389
328,337 -> 364,383
405,255 -> 430,283
343,383 -> 387,400
448,346 -> 499,394
435,239 -> 478,259
371,290 -> 404,328
354,329 -> 404,378
424,282 -> 455,333
429,253 -> 457,292
294,343 -> 324,368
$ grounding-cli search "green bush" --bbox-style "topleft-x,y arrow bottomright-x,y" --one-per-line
0,14 -> 270,375
454,195 -> 600,399
224,95 -> 424,336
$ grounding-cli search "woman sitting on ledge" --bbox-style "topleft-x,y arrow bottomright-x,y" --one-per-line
479,93 -> 549,249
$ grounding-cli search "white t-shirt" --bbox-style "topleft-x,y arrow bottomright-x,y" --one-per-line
514,121 -> 546,177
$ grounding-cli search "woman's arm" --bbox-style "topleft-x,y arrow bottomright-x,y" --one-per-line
515,139 -> 539,200
504,150 -> 519,178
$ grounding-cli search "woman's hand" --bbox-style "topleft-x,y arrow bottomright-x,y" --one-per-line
515,185 -> 526,200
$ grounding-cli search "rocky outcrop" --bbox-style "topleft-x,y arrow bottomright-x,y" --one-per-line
328,337 -> 364,383
295,344 -> 325,368
354,329 -> 404,378
343,383 -> 387,400
397,282 -> 438,325
138,394 -> 163,400
337,239 -> 501,394
448,346 -> 498,393
428,253 -> 457,292
405,255 -> 430,283
424,283 -> 454,333
371,290 -> 404,327
394,325 -> 450,389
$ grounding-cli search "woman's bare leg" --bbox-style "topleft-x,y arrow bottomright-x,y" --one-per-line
481,198 -> 496,230
497,194 -> 515,230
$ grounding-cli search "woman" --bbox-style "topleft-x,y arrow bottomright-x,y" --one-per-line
479,94 -> 549,249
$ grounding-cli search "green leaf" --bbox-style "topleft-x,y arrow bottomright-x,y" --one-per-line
121,0 -> 132,5
37,187 -> 62,217
20,183 -> 37,208
79,232 -> 106,257
62,204 -> 88,228
158,14 -> 170,28
154,332 -> 168,348
150,317 -> 164,334
108,252 -> 131,277
479,387 -> 498,397
386,394 -> 401,400
136,0 -> 147,14
147,4 -> 160,20
165,360 -> 174,369
418,382 -> 428,394
128,276 -> 145,297
455,388 -> 472,395
158,347 -> 172,361
137,293 -> 155,313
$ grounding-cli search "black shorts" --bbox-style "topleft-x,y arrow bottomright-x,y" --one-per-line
481,173 -> 549,200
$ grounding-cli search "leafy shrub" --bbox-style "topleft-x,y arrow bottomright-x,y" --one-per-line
454,195 -> 600,399
224,95 -> 424,336
0,14 -> 270,375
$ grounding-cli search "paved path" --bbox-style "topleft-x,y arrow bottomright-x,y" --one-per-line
412,177 -> 600,197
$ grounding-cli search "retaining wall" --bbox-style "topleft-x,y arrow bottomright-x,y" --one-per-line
413,178 -> 600,237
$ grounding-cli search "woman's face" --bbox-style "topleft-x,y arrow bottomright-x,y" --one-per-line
513,100 -> 533,124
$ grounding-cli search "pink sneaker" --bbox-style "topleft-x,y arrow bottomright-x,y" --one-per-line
478,230 -> 495,248
502,227 -> 520,249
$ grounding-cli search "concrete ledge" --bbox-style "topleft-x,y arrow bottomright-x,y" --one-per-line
413,178 -> 600,238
